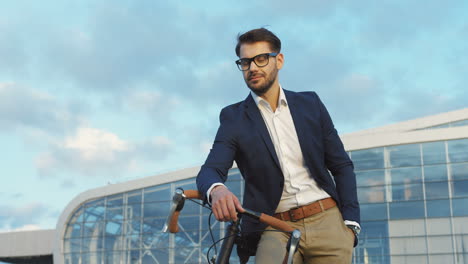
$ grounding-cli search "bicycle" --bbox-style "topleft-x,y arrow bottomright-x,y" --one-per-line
162,188 -> 302,264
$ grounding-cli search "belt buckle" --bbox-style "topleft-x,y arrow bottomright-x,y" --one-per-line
288,206 -> 300,222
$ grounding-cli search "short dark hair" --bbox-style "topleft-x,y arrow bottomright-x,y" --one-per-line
235,28 -> 281,57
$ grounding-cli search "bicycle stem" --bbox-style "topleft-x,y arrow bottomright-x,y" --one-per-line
283,229 -> 301,264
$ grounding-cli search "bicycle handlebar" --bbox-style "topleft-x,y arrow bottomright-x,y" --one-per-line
163,189 -> 301,264
163,189 -> 295,233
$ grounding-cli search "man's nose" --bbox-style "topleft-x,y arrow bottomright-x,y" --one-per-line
249,60 -> 259,71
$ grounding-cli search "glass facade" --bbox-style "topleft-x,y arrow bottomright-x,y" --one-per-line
62,138 -> 468,264
63,172 -> 248,264
350,138 -> 468,263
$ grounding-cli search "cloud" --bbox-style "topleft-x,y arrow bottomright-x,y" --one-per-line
37,1 -> 236,94
36,127 -> 173,178
0,82 -> 85,136
0,202 -> 49,230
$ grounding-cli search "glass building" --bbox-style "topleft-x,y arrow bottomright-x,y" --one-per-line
59,169 -> 247,264
3,109 -> 467,264
350,139 -> 468,263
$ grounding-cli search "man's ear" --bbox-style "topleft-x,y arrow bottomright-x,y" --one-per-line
276,53 -> 284,70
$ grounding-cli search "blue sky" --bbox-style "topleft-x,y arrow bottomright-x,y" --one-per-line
0,1 -> 467,232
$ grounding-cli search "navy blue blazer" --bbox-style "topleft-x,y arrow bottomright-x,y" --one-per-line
196,89 -> 360,250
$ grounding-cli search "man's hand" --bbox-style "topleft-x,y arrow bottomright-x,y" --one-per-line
210,185 -> 244,221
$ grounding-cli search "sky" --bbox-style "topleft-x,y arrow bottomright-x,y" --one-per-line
0,1 -> 467,232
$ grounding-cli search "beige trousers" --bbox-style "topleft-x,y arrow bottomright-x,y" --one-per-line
255,206 -> 354,264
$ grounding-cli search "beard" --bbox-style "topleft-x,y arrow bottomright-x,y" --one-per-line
245,68 -> 278,96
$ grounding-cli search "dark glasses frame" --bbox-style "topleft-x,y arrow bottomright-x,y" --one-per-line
235,52 -> 278,71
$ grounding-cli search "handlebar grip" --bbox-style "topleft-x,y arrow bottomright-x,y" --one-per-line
183,190 -> 203,200
259,213 -> 295,233
167,210 -> 181,233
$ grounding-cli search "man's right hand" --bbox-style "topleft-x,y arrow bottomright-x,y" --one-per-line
210,185 -> 245,222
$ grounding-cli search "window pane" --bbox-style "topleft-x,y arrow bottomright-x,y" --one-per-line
65,223 -> 82,239
124,220 -> 141,236
390,237 -> 427,254
426,199 -> 451,218
390,167 -> 422,185
427,236 -> 454,254
351,148 -> 384,170
356,170 -> 385,187
82,237 -> 104,252
354,253 -> 390,264
82,252 -> 103,264
448,139 -> 468,163
361,203 -> 388,221
451,163 -> 468,181
105,220 -> 123,236
83,221 -> 104,237
143,202 -> 169,218
142,218 -> 166,234
422,141 -> 446,165
64,238 -> 81,253
106,207 -> 123,221
391,183 -> 423,201
105,251 -> 122,263
127,189 -> 142,204
389,201 -> 424,219
150,249 -> 169,264
104,236 -> 122,251
424,164 -> 448,182
126,235 -> 142,249
64,253 -> 80,264
358,186 -> 386,203
388,219 -> 425,237
452,198 -> 468,216
388,144 -> 421,168
426,218 -> 452,235
107,194 -> 123,207
452,180 -> 468,198
126,202 -> 142,219
425,182 -> 449,199
84,199 -> 105,222
454,235 -> 468,258
360,221 -> 389,239
144,185 -> 170,203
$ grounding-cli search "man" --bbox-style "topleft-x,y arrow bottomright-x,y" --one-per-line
196,28 -> 360,264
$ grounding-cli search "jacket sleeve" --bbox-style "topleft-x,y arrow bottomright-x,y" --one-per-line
196,107 -> 237,202
316,93 -> 360,224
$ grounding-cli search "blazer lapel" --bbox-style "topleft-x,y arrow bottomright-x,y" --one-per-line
244,94 -> 282,171
284,90 -> 311,164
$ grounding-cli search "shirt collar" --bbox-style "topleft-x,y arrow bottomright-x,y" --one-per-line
251,85 -> 288,109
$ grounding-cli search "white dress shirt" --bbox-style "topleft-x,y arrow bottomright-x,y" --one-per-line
251,87 -> 330,213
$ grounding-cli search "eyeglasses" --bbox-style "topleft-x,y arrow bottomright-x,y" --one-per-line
235,52 -> 278,71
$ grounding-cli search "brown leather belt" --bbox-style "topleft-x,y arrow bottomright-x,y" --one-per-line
274,197 -> 336,222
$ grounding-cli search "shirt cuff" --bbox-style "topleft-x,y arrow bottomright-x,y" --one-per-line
206,183 -> 226,205
344,220 -> 361,229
